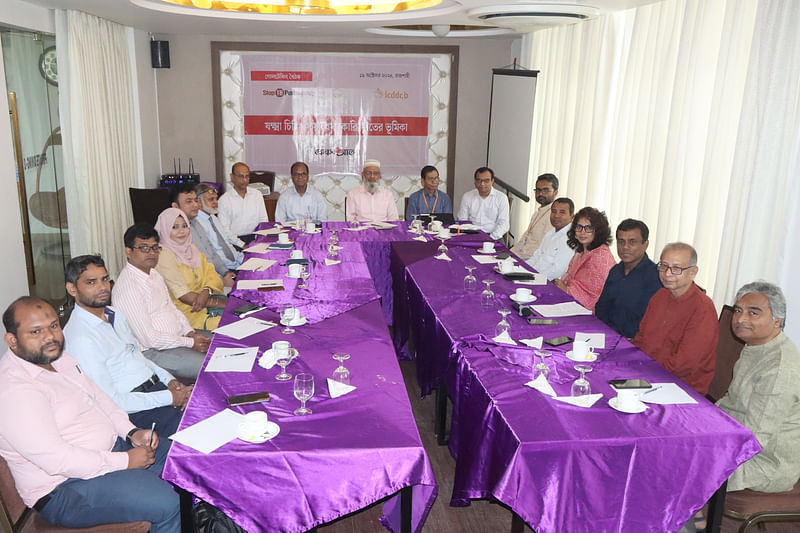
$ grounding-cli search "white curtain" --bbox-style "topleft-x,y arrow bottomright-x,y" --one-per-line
521,0 -> 758,296
56,10 -> 139,277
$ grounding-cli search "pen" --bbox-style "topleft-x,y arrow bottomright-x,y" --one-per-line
149,422 -> 156,448
641,386 -> 663,396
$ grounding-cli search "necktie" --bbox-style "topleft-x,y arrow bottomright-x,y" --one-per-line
104,307 -> 115,326
209,217 -> 235,261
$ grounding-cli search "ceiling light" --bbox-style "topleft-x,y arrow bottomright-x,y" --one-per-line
157,0 -> 442,15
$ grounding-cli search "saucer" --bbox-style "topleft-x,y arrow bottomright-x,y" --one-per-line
566,350 -> 598,362
510,294 -> 537,304
477,249 -> 497,254
237,421 -> 280,443
286,273 -> 303,279
280,316 -> 308,327
608,397 -> 647,414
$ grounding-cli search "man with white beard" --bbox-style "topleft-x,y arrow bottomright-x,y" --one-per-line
196,183 -> 245,250
345,159 -> 399,222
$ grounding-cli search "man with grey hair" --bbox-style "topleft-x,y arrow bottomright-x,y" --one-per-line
633,242 -> 718,395
345,159 -> 399,222
717,281 -> 800,493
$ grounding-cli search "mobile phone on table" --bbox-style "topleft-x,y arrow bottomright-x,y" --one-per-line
544,335 -> 573,346
529,318 -> 559,326
232,303 -> 259,317
608,379 -> 652,390
227,391 -> 271,406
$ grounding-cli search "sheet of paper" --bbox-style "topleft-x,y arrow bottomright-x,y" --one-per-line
531,302 -> 592,317
243,243 -> 272,254
254,227 -> 288,236
170,409 -> 243,454
514,273 -> 548,285
524,374 -> 556,397
205,346 -> 259,373
327,378 -> 357,398
520,337 -> 543,348
324,258 -> 341,266
434,253 -> 452,261
342,226 -> 371,232
553,393 -> 603,408
213,317 -> 277,340
639,382 -> 698,405
237,258 -> 277,272
492,330 -> 517,345
472,254 -> 500,264
575,332 -> 606,349
451,223 -> 482,231
236,279 -> 283,291
367,221 -> 397,230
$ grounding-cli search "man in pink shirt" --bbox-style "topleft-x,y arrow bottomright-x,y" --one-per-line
0,296 -> 180,531
345,159 -> 399,222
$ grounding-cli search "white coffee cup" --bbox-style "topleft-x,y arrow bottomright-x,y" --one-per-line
288,263 -> 302,277
290,250 -> 303,260
615,389 -> 642,410
572,340 -> 594,360
438,229 -> 450,240
482,241 -> 495,253
278,232 -> 290,244
430,220 -> 443,231
499,258 -> 514,274
242,411 -> 269,435
515,288 -> 532,300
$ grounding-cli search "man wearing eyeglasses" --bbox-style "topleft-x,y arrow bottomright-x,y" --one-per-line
345,159 -> 399,222
632,242 -> 718,395
405,165 -> 453,220
217,161 -> 268,242
511,173 -> 558,259
111,223 -> 208,379
456,167 -> 510,240
275,161 -> 327,223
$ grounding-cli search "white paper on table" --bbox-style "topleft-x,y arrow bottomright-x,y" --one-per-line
342,226 -> 370,232
531,302 -> 592,317
412,235 -> 428,242
327,378 -> 357,398
639,383 -> 698,405
451,223 -> 482,231
243,243 -> 272,254
472,254 -> 500,264
325,258 -> 341,266
524,374 -> 556,397
237,258 -> 277,272
204,347 -> 259,372
236,279 -> 283,291
492,330 -> 517,345
514,273 -> 548,286
254,227 -> 288,236
553,393 -> 603,408
170,409 -> 243,454
367,221 -> 397,230
520,337 -> 543,348
434,253 -> 452,261
213,317 -> 277,340
575,332 -> 606,349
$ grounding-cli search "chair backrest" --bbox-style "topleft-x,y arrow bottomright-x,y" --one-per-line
707,304 -> 746,402
128,187 -> 171,226
249,171 -> 276,193
0,454 -> 28,529
404,197 -> 410,220
264,197 -> 278,222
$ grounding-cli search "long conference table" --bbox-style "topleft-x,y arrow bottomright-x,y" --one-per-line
164,220 -> 760,533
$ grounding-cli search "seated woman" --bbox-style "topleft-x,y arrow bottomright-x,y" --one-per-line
553,207 -> 616,312
155,207 -> 225,330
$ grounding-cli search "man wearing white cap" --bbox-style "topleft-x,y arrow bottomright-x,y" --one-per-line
345,159 -> 399,222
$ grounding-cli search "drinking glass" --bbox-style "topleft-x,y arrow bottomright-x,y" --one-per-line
481,280 -> 496,310
279,303 -> 295,334
571,364 -> 593,396
410,215 -> 422,233
328,243 -> 339,258
274,343 -> 294,381
332,352 -> 351,385
293,373 -> 314,415
464,266 -> 477,291
495,309 -> 512,337
328,229 -> 339,246
299,268 -> 310,289
437,236 -> 448,255
533,350 -> 551,380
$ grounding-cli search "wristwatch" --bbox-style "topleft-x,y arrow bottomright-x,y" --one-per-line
126,428 -> 139,444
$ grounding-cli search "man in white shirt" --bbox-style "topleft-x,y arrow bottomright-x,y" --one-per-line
511,173 -> 558,259
217,161 -> 268,240
275,161 -> 327,223
345,159 -> 399,222
526,197 -> 575,280
457,167 -> 510,240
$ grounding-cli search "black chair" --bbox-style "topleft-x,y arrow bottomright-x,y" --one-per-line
249,170 -> 276,193
722,480 -> 800,532
128,187 -> 171,226
707,305 -> 746,402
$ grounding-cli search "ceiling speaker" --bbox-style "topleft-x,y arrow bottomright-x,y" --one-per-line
151,40 -> 170,69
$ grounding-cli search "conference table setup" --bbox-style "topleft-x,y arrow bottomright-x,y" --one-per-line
163,218 -> 760,533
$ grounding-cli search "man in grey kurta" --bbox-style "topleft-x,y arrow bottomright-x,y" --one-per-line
717,281 -> 800,492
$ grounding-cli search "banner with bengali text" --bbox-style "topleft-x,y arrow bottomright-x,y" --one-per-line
241,54 -> 431,175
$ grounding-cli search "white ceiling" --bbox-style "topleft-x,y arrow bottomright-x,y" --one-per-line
20,0 -> 661,37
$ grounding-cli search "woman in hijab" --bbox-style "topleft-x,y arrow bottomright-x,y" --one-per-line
154,207 -> 225,330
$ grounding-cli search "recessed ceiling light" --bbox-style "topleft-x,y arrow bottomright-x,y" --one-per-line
156,0 -> 441,15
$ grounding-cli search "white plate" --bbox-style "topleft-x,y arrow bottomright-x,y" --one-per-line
286,273 -> 302,279
566,350 -> 598,362
477,249 -> 497,254
509,294 -> 537,304
280,316 -> 308,327
608,397 -> 647,414
237,421 -> 280,443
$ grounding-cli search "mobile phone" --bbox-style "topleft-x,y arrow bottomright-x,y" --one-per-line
227,391 -> 271,406
544,335 -> 573,346
232,303 -> 259,317
608,379 -> 652,390
495,252 -> 510,260
529,318 -> 559,325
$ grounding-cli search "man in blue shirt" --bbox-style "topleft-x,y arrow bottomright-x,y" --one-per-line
63,254 -> 191,438
405,165 -> 453,220
595,219 -> 662,338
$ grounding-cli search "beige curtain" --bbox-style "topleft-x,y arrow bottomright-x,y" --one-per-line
56,9 -> 138,277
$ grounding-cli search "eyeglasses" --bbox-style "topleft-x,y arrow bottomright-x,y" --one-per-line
534,187 -> 553,193
574,224 -> 594,233
475,178 -> 492,184
132,244 -> 162,253
657,262 -> 694,275
424,176 -> 440,182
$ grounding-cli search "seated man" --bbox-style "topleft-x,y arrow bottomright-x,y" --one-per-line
526,197 -> 574,280
457,167 -> 510,240
64,255 -> 192,439
218,161 -> 268,241
275,161 -> 327,223
595,219 -> 662,338
717,281 -> 800,492
405,165 -> 452,221
511,173 -> 558,259
0,296 -> 179,531
112,223 -> 209,379
633,242 -> 718,395
346,159 -> 399,222
196,183 -> 245,250
172,182 -> 240,284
